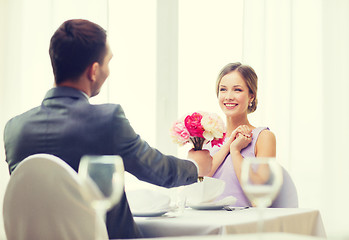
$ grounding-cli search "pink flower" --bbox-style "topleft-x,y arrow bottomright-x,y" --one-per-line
184,112 -> 205,138
170,121 -> 190,146
210,132 -> 226,147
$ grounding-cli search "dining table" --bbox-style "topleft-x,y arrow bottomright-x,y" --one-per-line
134,207 -> 326,238
129,232 -> 326,240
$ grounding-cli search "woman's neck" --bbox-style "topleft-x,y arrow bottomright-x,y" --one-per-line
226,115 -> 253,136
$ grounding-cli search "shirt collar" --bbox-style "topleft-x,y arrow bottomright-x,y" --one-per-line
44,87 -> 90,102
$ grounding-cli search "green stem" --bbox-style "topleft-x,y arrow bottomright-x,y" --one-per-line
190,137 -> 205,150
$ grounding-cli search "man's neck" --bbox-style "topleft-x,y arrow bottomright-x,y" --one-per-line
56,81 -> 91,97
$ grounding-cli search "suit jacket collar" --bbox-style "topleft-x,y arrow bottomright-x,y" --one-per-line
44,87 -> 90,102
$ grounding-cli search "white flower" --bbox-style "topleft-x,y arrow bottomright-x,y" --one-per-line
201,112 -> 226,141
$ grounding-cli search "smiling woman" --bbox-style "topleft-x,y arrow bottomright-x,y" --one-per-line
200,62 -> 297,208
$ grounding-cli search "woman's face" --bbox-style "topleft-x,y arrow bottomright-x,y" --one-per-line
218,70 -> 253,118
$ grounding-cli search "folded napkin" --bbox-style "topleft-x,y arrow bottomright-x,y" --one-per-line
126,189 -> 171,213
181,177 -> 227,205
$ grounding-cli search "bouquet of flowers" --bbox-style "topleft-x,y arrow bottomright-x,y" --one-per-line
170,112 -> 226,150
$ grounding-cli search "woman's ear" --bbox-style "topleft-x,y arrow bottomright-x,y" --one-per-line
249,94 -> 255,103
87,62 -> 99,82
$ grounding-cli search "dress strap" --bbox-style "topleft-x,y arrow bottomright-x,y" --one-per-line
241,127 -> 269,158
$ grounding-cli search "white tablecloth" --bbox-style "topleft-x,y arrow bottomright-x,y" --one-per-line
134,208 -> 326,238
130,232 -> 326,240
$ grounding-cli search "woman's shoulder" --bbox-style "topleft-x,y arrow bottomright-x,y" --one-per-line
252,127 -> 276,145
254,127 -> 275,142
259,129 -> 276,141
251,126 -> 269,136
254,128 -> 276,156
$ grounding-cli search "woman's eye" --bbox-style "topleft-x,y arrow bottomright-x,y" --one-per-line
235,89 -> 242,92
219,88 -> 226,92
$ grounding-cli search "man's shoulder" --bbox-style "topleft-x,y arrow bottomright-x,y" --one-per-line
85,103 -> 129,126
6,106 -> 41,124
89,103 -> 124,116
3,106 -> 41,138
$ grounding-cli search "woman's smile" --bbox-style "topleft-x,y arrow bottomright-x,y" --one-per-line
224,103 -> 238,110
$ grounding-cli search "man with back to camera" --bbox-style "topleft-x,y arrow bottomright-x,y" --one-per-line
3,19 -> 212,239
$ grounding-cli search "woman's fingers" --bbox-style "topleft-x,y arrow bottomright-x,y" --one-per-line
235,125 -> 252,138
230,133 -> 253,152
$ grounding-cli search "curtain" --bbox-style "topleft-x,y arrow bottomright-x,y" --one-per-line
242,0 -> 349,236
321,0 -> 349,234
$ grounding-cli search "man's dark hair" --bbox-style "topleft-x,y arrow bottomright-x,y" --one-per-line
49,19 -> 107,84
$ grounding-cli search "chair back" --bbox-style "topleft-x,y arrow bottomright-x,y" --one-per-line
3,154 -> 109,240
271,167 -> 299,208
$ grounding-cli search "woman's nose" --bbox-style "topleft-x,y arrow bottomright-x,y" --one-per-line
225,91 -> 234,100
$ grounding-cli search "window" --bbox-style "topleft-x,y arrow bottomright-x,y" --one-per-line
107,0 -> 243,157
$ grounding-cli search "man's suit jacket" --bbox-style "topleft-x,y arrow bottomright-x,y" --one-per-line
4,86 -> 198,239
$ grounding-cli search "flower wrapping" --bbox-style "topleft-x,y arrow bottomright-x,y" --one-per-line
170,112 -> 226,150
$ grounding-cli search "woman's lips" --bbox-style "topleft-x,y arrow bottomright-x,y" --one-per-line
224,103 -> 237,109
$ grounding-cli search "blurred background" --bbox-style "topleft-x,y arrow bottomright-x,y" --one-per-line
1,0 -> 348,238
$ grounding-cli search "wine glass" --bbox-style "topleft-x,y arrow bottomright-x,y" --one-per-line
78,155 -> 124,238
241,157 -> 283,233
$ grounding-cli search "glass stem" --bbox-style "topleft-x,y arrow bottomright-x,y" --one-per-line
94,206 -> 107,240
257,206 -> 264,233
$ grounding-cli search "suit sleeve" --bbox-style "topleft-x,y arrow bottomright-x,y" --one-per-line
111,105 -> 198,188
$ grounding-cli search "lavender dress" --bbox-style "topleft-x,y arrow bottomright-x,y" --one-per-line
205,127 -> 298,208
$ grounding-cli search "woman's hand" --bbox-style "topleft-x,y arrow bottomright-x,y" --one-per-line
230,132 -> 252,153
208,125 -> 252,177
227,125 -> 252,145
223,125 -> 252,153
232,125 -> 252,139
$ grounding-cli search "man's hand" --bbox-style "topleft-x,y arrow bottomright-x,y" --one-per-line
187,149 -> 213,176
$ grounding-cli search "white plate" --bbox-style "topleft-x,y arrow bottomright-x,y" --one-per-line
188,204 -> 228,210
132,210 -> 169,217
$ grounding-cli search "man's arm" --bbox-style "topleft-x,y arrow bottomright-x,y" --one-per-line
111,105 -> 200,188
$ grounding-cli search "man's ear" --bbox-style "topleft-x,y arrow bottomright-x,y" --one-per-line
87,62 -> 99,82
